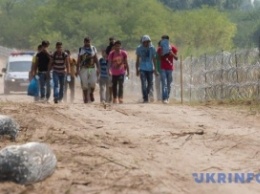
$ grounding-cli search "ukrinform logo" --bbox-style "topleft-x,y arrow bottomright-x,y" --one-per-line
192,173 -> 260,184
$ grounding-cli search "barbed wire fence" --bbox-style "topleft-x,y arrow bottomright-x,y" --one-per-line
125,48 -> 260,103
173,48 -> 260,103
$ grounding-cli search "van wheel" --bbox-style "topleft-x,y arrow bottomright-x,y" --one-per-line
4,87 -> 10,95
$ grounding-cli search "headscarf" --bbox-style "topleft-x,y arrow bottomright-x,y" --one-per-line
138,35 -> 155,60
141,35 -> 153,47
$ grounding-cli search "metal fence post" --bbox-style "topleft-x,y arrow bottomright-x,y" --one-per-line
258,35 -> 260,57
235,50 -> 239,99
180,55 -> 183,104
221,50 -> 224,101
204,53 -> 207,102
257,37 -> 260,101
189,55 -> 193,104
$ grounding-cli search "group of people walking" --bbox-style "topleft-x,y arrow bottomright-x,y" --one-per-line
29,34 -> 178,104
136,35 -> 178,104
30,41 -> 76,103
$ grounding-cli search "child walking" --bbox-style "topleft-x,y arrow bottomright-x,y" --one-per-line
99,50 -> 111,103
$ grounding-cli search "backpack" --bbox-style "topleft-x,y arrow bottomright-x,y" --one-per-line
79,46 -> 96,67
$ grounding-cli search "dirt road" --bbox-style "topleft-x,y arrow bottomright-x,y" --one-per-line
1,88 -> 260,194
1,57 -> 260,194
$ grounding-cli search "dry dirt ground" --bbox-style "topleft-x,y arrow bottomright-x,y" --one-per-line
1,59 -> 260,194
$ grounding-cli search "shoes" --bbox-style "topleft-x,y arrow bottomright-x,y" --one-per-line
119,98 -> 123,104
143,100 -> 149,103
113,98 -> 118,104
54,99 -> 58,104
163,99 -> 169,104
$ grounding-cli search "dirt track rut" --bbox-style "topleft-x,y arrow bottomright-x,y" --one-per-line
1,98 -> 260,194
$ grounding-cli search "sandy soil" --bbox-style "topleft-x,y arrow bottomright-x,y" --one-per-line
1,61 -> 260,194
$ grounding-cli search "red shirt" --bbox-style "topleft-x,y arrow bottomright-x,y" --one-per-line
157,45 -> 178,70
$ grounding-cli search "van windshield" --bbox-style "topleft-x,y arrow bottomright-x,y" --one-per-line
8,61 -> 31,72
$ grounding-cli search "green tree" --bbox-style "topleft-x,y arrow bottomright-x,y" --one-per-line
159,0 -> 245,10
171,7 -> 236,56
228,6 -> 260,48
28,0 -> 171,51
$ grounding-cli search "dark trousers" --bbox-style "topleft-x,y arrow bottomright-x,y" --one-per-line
112,74 -> 124,99
53,71 -> 65,101
38,72 -> 51,100
140,70 -> 153,102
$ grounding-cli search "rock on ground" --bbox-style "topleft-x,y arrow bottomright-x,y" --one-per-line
0,115 -> 19,140
0,142 -> 57,185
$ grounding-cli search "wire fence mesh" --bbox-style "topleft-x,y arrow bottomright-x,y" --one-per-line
173,48 -> 260,102
125,48 -> 260,103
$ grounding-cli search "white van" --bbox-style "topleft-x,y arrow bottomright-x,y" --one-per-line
2,51 -> 34,94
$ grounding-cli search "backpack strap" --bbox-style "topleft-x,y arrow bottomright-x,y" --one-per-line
91,45 -> 96,55
79,46 -> 96,56
62,52 -> 66,60
53,51 -> 66,60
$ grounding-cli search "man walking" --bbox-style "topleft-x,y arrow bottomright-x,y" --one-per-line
49,42 -> 70,104
136,35 -> 158,103
106,37 -> 115,56
77,37 -> 99,103
29,44 -> 42,101
108,40 -> 129,104
29,44 -> 42,81
157,35 -> 178,104
33,40 -> 51,102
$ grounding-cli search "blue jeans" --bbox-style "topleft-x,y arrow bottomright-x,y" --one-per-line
160,69 -> 173,101
140,70 -> 153,102
53,71 -> 65,101
38,72 -> 51,100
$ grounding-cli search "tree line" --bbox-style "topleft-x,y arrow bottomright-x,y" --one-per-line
0,0 -> 259,57
159,0 -> 260,10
